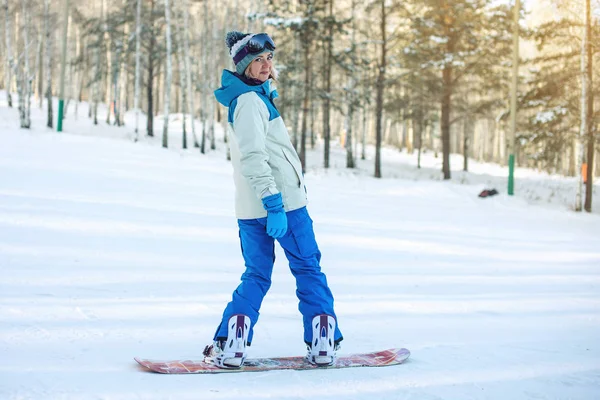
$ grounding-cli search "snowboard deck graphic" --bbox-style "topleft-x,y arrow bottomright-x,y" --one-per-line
135,348 -> 410,374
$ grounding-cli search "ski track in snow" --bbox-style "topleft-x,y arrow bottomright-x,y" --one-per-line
1,92 -> 599,399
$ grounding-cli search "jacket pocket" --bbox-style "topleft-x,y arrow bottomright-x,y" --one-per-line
282,148 -> 303,188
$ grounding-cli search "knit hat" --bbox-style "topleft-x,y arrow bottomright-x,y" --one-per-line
226,31 -> 276,75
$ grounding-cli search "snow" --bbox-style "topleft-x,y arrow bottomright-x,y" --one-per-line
1,91 -> 599,399
429,35 -> 448,44
264,16 -> 304,28
534,107 -> 568,124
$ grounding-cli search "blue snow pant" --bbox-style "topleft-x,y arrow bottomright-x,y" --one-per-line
213,206 -> 343,345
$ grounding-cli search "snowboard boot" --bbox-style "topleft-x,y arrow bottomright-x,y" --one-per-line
306,314 -> 339,366
203,314 -> 250,368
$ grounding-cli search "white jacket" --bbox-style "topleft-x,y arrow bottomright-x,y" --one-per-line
220,77 -> 308,219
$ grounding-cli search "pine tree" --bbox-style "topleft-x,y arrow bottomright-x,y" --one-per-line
406,0 -> 513,180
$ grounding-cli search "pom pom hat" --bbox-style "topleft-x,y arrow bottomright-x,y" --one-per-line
226,31 -> 276,75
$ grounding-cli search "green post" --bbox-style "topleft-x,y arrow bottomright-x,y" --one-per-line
57,100 -> 64,132
508,154 -> 515,195
57,0 -> 70,132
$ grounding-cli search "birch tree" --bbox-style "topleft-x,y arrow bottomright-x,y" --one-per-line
200,0 -> 209,153
102,0 -> 113,124
73,25 -> 84,118
146,0 -> 157,136
374,0 -> 387,178
18,0 -> 32,128
343,0 -> 358,168
322,0 -> 334,169
174,5 -> 188,149
115,0 -> 129,127
35,21 -> 43,109
209,0 -> 217,151
44,0 -> 53,128
133,0 -> 142,140
162,0 -> 172,148
181,0 -> 198,148
4,0 -> 13,107
92,27 -> 100,125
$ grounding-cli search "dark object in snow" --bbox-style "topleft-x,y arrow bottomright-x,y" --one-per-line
479,188 -> 499,198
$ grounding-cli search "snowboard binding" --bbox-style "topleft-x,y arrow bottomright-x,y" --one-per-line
203,314 -> 250,368
306,314 -> 339,366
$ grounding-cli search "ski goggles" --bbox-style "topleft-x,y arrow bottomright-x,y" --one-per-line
233,33 -> 276,64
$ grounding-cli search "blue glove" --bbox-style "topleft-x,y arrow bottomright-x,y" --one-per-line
262,193 -> 287,238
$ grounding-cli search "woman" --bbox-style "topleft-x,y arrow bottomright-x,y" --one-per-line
204,31 -> 343,369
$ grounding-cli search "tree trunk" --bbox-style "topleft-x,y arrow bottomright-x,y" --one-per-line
200,0 -> 209,154
361,69 -> 368,160
133,0 -> 142,140
19,0 -> 32,129
92,44 -> 100,125
310,68 -> 316,150
345,0 -> 356,169
374,0 -> 386,178
414,94 -> 423,169
322,0 -> 333,169
103,0 -> 112,124
36,28 -> 43,109
75,29 -> 85,119
146,0 -> 156,137
300,31 -> 311,172
291,33 -> 300,151
4,0 -> 13,107
181,0 -> 198,148
44,0 -> 53,128
112,35 -> 122,126
162,0 -> 172,148
209,0 -> 216,151
440,6 -> 455,180
463,116 -> 471,172
116,3 -> 129,127
441,63 -> 452,179
576,0 -> 588,211
175,19 -> 187,149
584,0 -> 594,212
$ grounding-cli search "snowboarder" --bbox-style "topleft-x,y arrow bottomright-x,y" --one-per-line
203,31 -> 343,369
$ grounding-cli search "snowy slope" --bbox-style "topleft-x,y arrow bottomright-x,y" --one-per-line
1,93 -> 599,399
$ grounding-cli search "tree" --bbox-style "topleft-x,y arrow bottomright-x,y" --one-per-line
373,0 -> 387,178
18,0 -> 32,129
322,0 -> 334,169
520,6 -> 599,183
200,0 -> 209,153
162,0 -> 172,148
180,0 -> 198,149
133,0 -> 142,140
582,0 -> 594,212
407,0 -> 513,180
3,0 -> 14,107
173,4 -> 188,149
44,0 -> 54,128
343,0 -> 358,169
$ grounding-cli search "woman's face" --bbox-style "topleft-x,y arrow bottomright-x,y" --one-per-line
246,51 -> 273,82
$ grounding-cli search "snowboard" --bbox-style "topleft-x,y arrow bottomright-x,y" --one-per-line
134,348 -> 410,374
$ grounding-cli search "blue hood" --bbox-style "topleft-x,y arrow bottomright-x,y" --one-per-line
214,70 -> 278,108
214,70 -> 280,123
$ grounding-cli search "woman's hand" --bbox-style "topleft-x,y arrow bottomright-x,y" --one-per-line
262,193 -> 288,238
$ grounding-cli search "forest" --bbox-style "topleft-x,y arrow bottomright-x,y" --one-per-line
1,0 -> 598,211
